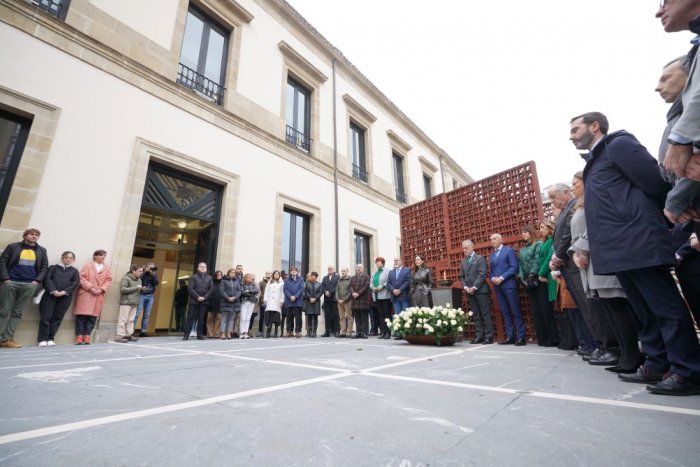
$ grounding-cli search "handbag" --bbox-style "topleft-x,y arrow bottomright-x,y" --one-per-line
519,274 -> 538,290
554,278 -> 576,311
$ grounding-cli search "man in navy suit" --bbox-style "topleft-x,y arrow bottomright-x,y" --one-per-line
387,256 -> 410,317
489,233 -> 526,346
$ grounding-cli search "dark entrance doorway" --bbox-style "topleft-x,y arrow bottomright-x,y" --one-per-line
131,163 -> 222,335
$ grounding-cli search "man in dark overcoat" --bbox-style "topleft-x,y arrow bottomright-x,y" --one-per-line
570,111 -> 700,395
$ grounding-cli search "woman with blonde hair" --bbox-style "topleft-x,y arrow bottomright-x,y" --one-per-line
238,273 -> 259,339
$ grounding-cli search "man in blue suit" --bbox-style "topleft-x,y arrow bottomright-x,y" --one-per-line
387,256 -> 410,319
489,233 -> 526,346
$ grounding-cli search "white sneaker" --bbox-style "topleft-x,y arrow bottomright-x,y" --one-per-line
38,341 -> 48,347
47,340 -> 56,347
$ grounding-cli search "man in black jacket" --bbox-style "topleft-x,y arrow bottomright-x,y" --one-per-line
0,228 -> 48,348
320,265 -> 339,337
183,262 -> 213,340
134,262 -> 159,337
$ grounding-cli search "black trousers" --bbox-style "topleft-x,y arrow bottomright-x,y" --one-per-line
286,307 -> 302,333
467,292 -> 494,340
676,265 -> 700,328
526,283 -> 558,346
323,300 -> 339,334
257,305 -> 266,332
599,296 -> 641,369
369,304 -> 379,334
354,309 -> 369,336
38,294 -> 72,341
376,299 -> 392,335
75,315 -> 96,336
617,266 -> 700,378
185,302 -> 208,337
306,314 -> 318,332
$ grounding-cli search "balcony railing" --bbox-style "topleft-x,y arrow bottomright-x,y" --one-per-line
176,63 -> 225,106
286,125 -> 311,153
32,0 -> 69,20
352,163 -> 368,183
395,189 -> 407,204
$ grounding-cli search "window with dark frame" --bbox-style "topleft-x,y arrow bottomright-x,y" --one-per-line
285,76 -> 312,152
354,231 -> 371,274
282,208 -> 309,276
32,0 -> 71,20
177,5 -> 229,106
423,174 -> 432,198
393,153 -> 407,204
0,110 -> 32,223
350,122 -> 367,182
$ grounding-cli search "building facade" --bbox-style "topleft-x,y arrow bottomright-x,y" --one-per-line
0,0 -> 471,343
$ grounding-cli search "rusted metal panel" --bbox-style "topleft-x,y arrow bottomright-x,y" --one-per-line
399,161 -> 545,342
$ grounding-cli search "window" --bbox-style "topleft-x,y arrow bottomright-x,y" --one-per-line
282,208 -> 309,275
350,122 -> 367,182
393,153 -> 407,204
423,174 -> 432,198
286,77 -> 312,152
177,5 -> 229,105
32,0 -> 70,20
354,231 -> 371,273
0,110 -> 31,222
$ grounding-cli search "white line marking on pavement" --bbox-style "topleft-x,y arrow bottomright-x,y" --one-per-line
0,372 -> 351,446
0,353 -> 200,371
362,349 -> 464,372
208,352 -> 350,373
364,372 -> 700,417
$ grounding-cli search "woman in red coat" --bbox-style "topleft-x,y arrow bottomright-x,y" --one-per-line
72,250 -> 113,344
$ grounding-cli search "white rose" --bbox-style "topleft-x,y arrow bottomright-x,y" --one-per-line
437,319 -> 442,326
468,310 -> 474,317
450,319 -> 456,325
457,326 -> 463,332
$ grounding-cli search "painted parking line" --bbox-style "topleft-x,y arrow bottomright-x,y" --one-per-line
0,372 -> 353,446
208,352 -> 350,373
0,352 -> 202,371
364,372 -> 700,417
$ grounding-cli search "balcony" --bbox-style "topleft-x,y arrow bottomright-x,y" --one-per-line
31,0 -> 69,20
286,125 -> 311,153
395,189 -> 407,204
352,163 -> 368,183
176,63 -> 225,106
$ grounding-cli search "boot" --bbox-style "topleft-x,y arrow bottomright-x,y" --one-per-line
265,325 -> 271,338
312,329 -> 317,338
273,325 -> 279,338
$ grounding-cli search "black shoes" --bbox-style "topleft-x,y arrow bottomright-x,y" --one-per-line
196,335 -> 205,340
646,374 -> 700,396
618,366 -> 665,384
182,335 -> 189,341
499,338 -> 515,345
514,338 -> 527,346
139,332 -> 148,338
321,332 -> 331,337
482,339 -> 493,345
470,337 -> 484,344
589,350 -> 619,366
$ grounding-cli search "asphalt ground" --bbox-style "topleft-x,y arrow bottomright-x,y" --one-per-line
0,337 -> 699,467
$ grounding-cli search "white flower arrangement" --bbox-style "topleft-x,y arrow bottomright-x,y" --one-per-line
387,305 -> 471,345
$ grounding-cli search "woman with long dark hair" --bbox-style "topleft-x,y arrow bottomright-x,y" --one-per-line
263,270 -> 283,337
409,255 -> 432,308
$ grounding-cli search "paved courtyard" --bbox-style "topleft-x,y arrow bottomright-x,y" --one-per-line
0,337 -> 698,466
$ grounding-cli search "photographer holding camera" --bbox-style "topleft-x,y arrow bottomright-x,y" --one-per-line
134,262 -> 159,337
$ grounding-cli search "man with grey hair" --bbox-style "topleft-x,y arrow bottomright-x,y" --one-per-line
460,240 -> 493,344
546,183 -> 597,355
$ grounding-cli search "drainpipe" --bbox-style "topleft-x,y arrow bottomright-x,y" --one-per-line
332,58 -> 339,268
